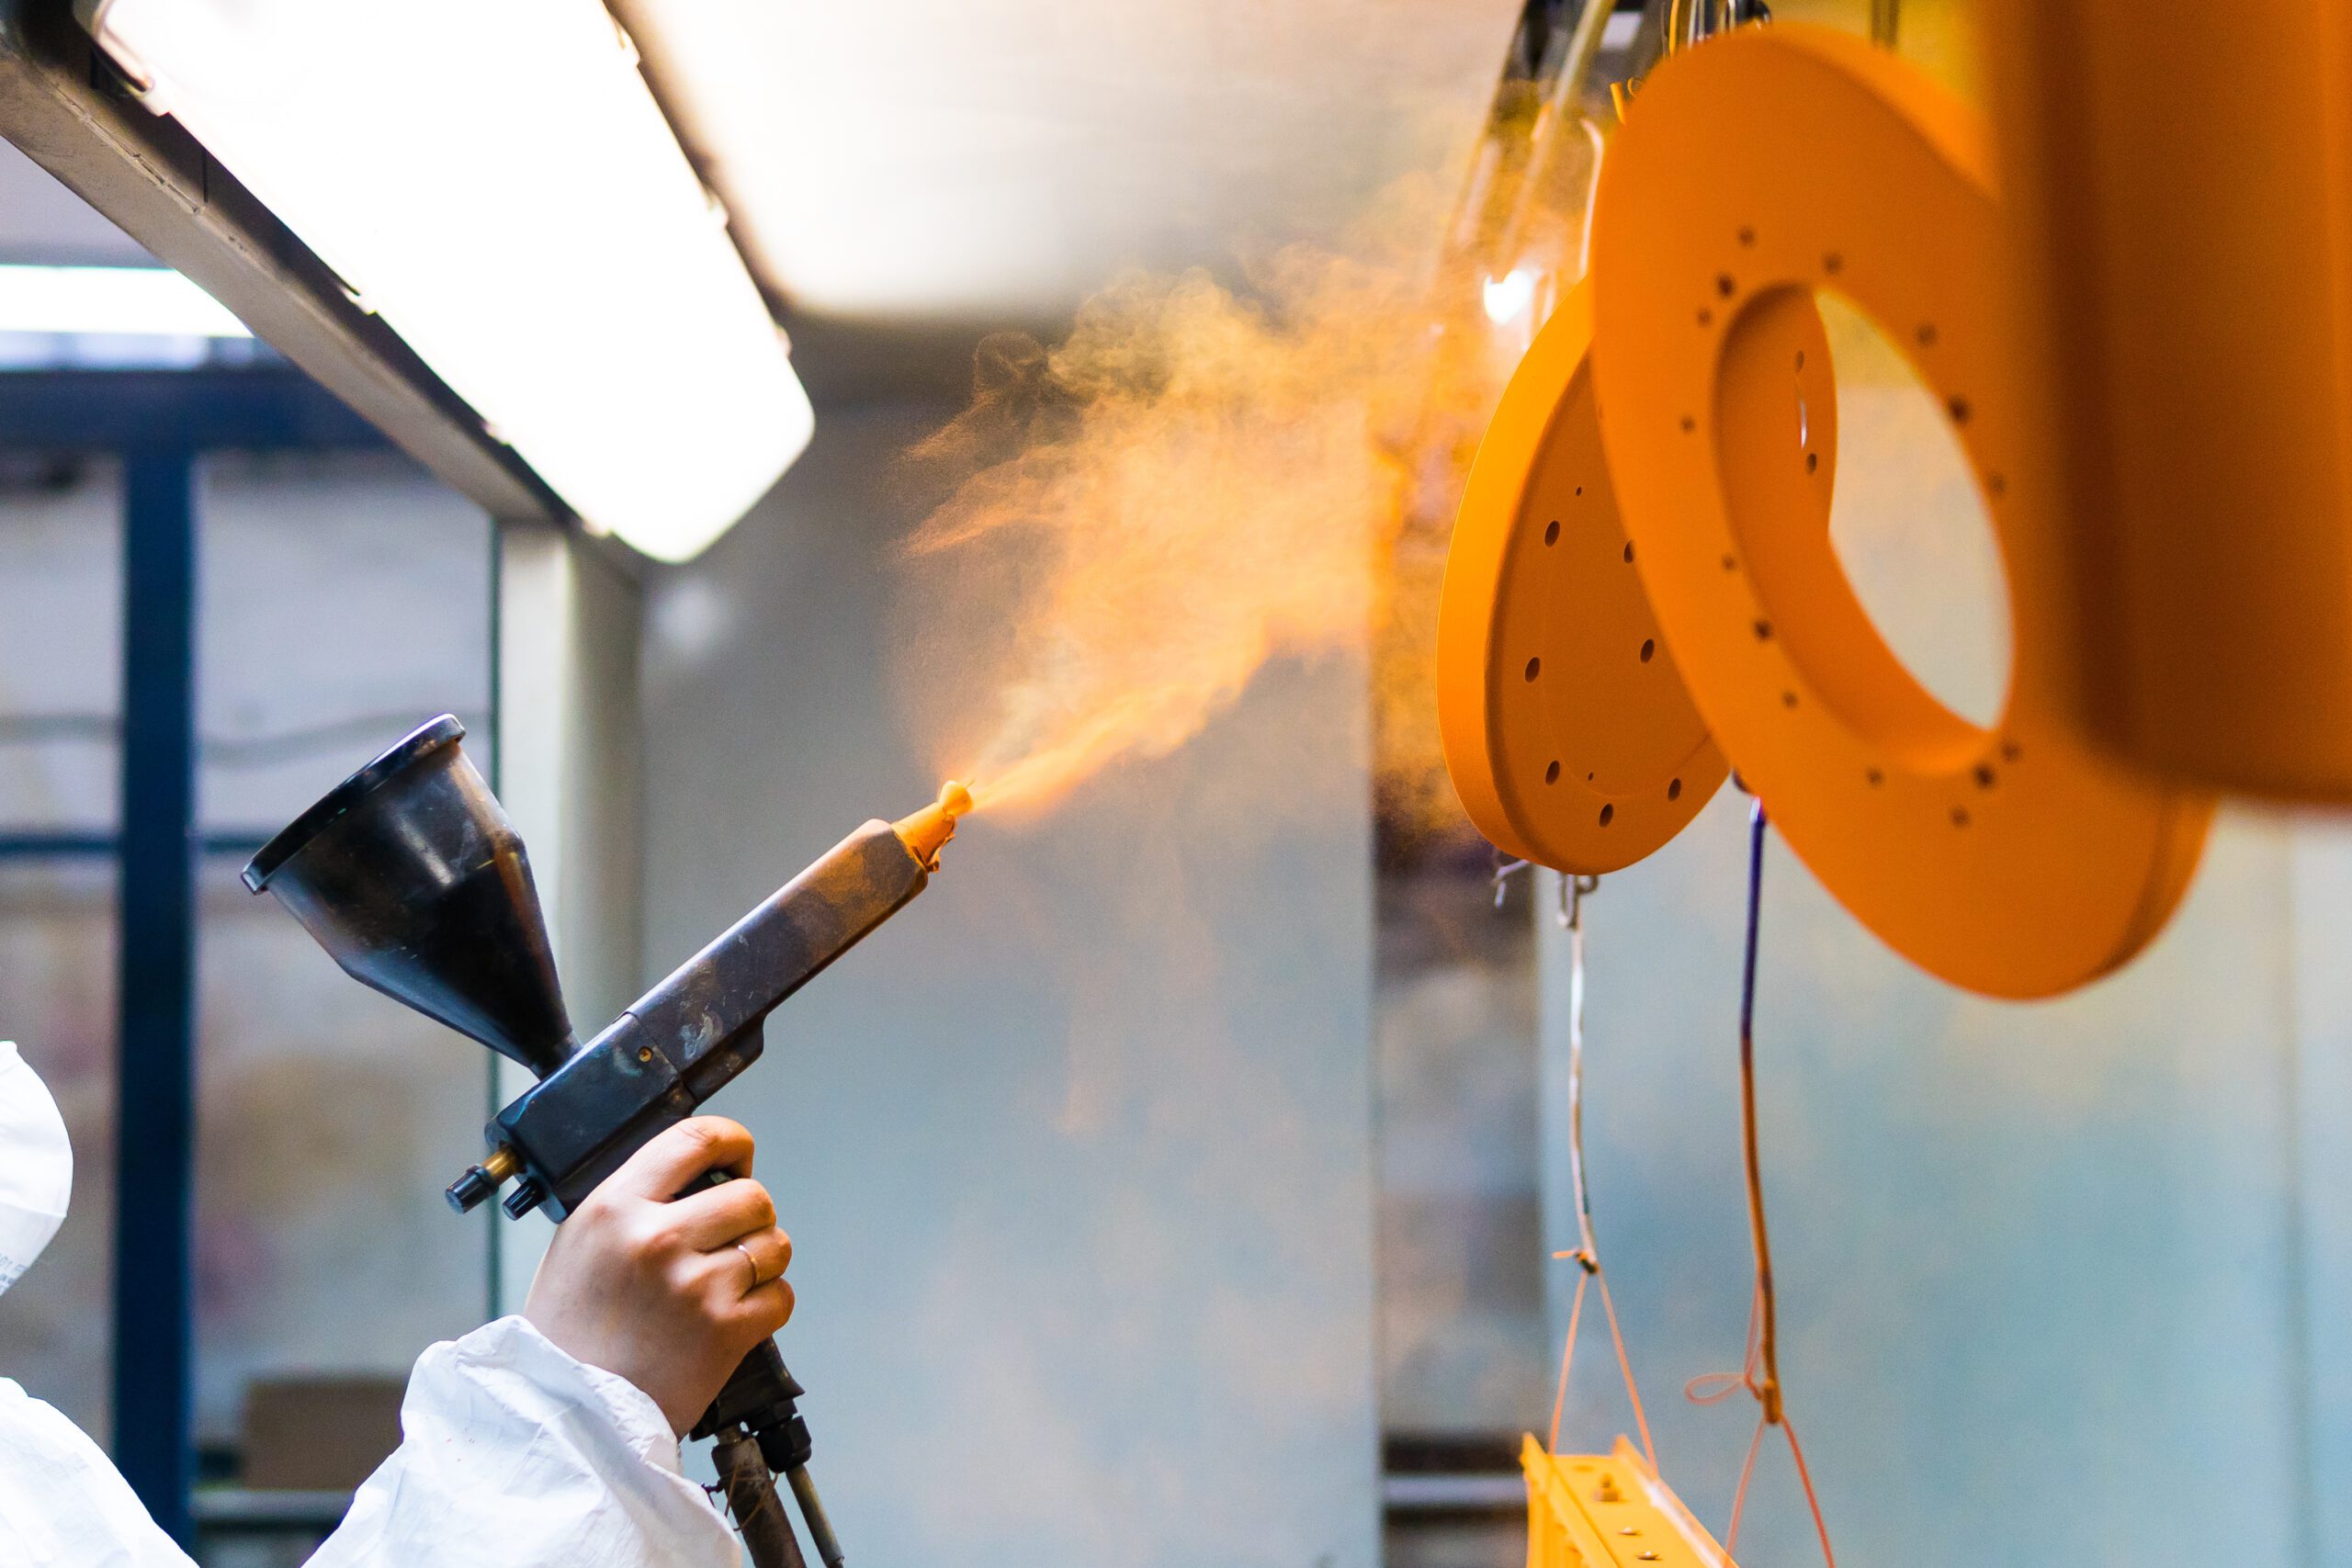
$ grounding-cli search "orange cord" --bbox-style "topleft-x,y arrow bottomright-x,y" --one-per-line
1596,1268 -> 1657,1470
1547,1269 -> 1589,1454
1685,803 -> 1836,1565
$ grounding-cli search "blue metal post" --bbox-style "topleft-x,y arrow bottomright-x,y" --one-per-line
113,450 -> 198,1547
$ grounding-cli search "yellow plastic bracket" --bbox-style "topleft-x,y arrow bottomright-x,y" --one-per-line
1521,1435 -> 1733,1568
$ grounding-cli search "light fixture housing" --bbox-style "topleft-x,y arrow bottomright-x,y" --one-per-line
78,0 -> 813,562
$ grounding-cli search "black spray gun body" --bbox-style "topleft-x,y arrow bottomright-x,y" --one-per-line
450,812 -> 939,1224
243,716 -> 965,1568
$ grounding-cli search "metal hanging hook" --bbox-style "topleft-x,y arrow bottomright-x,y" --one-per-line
1493,852 -> 1532,908
1560,872 -> 1600,930
1663,0 -> 1772,58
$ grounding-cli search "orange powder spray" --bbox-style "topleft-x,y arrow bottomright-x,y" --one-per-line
902,130 -> 1600,825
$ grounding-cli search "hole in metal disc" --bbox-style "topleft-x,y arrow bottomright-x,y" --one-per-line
1817,289 -> 2012,731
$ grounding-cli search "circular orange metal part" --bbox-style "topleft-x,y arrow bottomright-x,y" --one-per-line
1589,24 -> 2211,998
1439,281 -> 1833,874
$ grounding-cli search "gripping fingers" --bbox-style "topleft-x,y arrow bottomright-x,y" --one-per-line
712,1224 -> 792,1295
672,1177 -> 778,1251
608,1116 -> 755,1200
737,1276 -> 796,1337
685,1223 -> 792,1309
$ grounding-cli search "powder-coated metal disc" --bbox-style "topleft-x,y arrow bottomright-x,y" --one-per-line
1589,24 -> 2211,998
1438,280 -> 1827,874
1990,0 -> 2352,802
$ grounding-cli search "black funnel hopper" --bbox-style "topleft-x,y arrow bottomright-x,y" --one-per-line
242,715 -> 574,1078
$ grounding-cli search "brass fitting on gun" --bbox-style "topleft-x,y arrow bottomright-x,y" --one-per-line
446,1144 -> 522,1213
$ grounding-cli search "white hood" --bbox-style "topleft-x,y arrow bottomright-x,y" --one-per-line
0,1043 -> 71,1298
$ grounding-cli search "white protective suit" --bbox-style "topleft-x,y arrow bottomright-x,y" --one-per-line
0,1042 -> 744,1568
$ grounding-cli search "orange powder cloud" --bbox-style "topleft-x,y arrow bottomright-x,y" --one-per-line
900,134 -> 1597,826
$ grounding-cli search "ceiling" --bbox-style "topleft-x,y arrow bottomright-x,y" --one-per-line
611,0 -> 1528,325
0,3 -> 1535,394
1,2 -> 1940,337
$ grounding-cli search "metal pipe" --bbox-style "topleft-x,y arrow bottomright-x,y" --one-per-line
785,1465 -> 846,1568
714,1428 -> 808,1568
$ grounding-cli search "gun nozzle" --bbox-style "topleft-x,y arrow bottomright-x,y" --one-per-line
893,780 -> 972,869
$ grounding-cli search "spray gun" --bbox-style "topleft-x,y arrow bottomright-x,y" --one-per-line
241,715 -> 967,1568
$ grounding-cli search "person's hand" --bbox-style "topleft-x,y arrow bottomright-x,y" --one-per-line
522,1116 -> 795,1436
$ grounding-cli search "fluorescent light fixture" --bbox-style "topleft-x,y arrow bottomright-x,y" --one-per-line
0,265 -> 251,337
80,0 -> 812,562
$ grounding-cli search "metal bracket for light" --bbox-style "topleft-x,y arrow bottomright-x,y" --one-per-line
63,0 -> 810,562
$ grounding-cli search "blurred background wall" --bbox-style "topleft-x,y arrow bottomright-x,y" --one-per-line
634,402 -> 1382,1568
1535,806 -> 2352,1565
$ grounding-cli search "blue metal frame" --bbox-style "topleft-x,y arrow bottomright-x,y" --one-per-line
0,364 -> 385,1547
0,833 -> 267,858
0,368 -> 387,452
113,451 -> 198,1543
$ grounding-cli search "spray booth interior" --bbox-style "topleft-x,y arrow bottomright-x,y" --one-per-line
2,2 -> 2350,1566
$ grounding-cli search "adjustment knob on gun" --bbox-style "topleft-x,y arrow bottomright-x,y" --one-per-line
446,1168 -> 496,1213
445,1145 -> 522,1213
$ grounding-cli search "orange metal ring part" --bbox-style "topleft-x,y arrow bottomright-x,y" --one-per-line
1589,25 -> 2211,998
1439,281 -> 1833,874
1984,0 -> 2352,801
